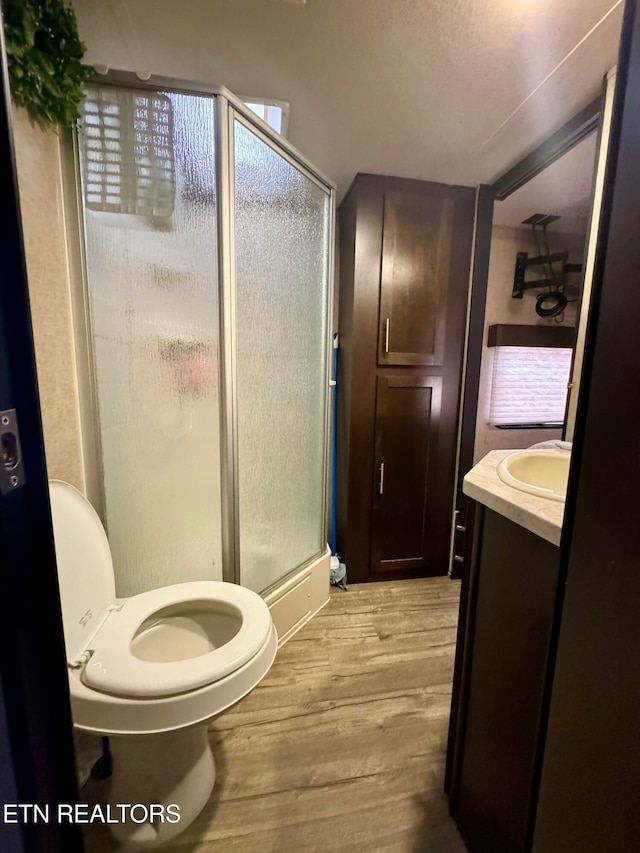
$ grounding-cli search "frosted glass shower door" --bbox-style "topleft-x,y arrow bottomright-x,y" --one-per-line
234,116 -> 332,593
78,85 -> 223,596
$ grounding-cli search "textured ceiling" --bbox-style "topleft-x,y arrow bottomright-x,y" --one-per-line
71,0 -> 623,199
493,131 -> 599,235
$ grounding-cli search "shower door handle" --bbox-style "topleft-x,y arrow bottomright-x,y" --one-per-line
379,462 -> 385,495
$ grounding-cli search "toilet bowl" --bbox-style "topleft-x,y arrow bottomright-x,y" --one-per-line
48,480 -> 277,848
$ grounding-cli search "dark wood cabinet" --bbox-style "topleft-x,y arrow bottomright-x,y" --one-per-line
336,173 -> 475,583
378,191 -> 454,366
371,374 -> 441,574
448,505 -> 561,853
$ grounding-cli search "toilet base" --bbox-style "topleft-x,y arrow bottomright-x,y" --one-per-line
107,726 -> 215,849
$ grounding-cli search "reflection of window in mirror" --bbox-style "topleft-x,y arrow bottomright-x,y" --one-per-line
242,98 -> 290,136
488,345 -> 574,429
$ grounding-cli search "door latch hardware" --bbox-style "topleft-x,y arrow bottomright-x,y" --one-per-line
0,409 -> 26,495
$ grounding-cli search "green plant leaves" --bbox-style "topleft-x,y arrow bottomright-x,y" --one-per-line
3,0 -> 90,129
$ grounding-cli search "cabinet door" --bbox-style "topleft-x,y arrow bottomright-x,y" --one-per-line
371,375 -> 442,575
452,510 -> 560,853
378,190 -> 454,366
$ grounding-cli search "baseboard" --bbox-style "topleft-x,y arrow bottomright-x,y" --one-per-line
263,548 -> 331,646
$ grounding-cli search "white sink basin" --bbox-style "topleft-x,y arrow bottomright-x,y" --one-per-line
496,449 -> 570,502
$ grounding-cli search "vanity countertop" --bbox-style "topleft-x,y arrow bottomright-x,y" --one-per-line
463,450 -> 565,546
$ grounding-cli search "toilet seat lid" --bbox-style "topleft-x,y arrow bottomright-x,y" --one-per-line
49,480 -> 115,663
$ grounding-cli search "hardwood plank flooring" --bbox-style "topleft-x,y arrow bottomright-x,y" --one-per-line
83,578 -> 466,852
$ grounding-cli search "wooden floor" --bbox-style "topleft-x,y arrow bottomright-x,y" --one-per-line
84,578 -> 466,853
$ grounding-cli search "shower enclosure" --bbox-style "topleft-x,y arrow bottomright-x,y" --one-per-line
71,73 -> 334,635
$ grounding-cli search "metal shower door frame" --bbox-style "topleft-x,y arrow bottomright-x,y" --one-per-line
227,104 -> 336,594
70,69 -> 336,590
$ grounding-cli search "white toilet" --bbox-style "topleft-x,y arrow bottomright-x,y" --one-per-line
48,480 -> 277,848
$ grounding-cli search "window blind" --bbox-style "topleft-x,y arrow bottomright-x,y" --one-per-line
80,86 -> 175,217
488,346 -> 573,426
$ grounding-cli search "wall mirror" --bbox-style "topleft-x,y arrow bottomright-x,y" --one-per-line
472,71 -> 616,463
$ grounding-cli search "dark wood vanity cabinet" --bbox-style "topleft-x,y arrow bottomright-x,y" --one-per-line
336,173 -> 475,583
447,505 -> 561,853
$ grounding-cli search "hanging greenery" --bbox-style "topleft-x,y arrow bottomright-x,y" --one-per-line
3,0 -> 90,129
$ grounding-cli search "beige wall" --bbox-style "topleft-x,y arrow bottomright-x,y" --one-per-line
474,225 -> 584,463
12,108 -> 84,491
